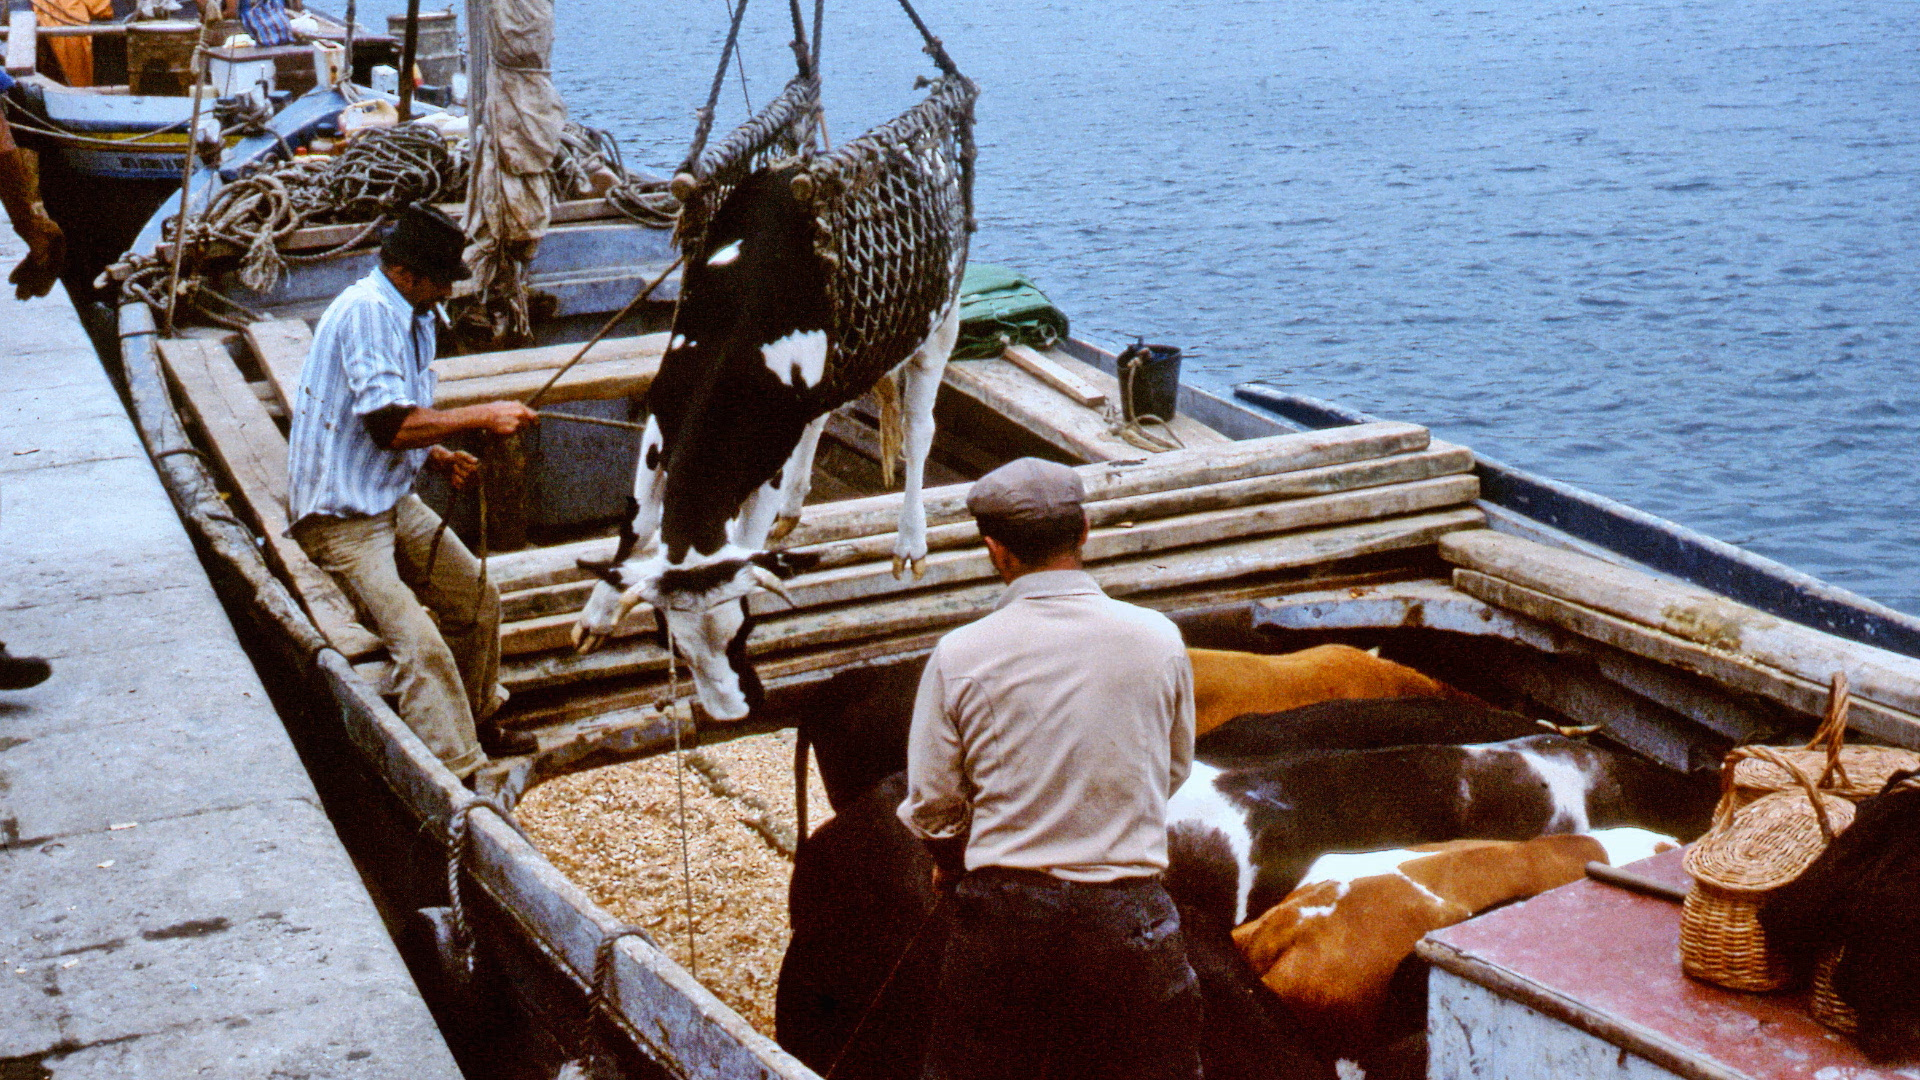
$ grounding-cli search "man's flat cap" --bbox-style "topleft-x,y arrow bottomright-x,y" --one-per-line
381,202 -> 472,283
966,457 -> 1085,521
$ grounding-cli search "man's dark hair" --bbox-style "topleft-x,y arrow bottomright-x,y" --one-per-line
976,509 -> 1086,565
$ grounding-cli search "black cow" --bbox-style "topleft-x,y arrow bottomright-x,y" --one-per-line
573,163 -> 961,720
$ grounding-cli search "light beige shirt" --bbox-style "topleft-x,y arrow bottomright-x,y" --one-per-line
898,569 -> 1195,883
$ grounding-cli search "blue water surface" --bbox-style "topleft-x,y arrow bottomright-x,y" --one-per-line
384,0 -> 1920,613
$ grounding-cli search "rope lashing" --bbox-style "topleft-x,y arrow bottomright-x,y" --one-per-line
558,921 -> 655,1079
444,793 -> 531,977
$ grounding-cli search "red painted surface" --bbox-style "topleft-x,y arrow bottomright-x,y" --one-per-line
1429,847 -> 1918,1080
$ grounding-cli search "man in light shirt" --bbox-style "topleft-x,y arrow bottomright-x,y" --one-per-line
287,204 -> 536,781
899,456 -> 1200,1080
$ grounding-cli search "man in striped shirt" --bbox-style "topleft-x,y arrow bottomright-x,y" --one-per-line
288,205 -> 535,781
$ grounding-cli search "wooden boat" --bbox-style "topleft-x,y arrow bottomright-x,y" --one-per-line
108,102 -> 1920,1080
3,6 -> 397,301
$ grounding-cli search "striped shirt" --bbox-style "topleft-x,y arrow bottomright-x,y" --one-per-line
287,268 -> 439,524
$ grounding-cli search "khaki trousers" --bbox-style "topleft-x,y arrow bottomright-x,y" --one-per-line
293,495 -> 499,778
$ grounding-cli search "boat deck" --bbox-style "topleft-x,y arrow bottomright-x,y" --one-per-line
0,235 -> 460,1078
157,312 -> 1492,778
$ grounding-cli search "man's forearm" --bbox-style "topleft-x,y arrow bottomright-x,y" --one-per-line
368,401 -> 533,450
0,147 -> 45,234
922,834 -> 968,882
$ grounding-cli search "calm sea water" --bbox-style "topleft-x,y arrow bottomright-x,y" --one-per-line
384,0 -> 1920,614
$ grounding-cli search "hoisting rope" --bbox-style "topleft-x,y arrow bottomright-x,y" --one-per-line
665,645 -> 702,981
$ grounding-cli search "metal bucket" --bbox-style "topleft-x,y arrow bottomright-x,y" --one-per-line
1117,341 -> 1183,424
387,9 -> 462,87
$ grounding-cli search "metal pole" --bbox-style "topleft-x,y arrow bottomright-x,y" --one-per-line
162,4 -> 215,337
342,0 -> 356,86
396,0 -> 422,120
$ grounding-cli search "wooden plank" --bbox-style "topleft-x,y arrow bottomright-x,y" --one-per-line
244,318 -> 313,415
1003,344 -> 1106,408
487,421 -> 1435,592
942,353 -> 1231,463
1441,530 -> 1920,723
502,506 -> 1484,690
433,355 -> 659,409
156,339 -> 383,660
498,443 -> 1477,626
432,332 -> 668,382
1453,570 -> 1920,749
499,474 -> 1477,656
5,10 -> 36,76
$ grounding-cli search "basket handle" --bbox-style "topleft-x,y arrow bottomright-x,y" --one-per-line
1720,744 -> 1840,842
1804,672 -> 1853,791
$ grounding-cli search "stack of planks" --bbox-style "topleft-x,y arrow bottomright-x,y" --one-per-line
490,420 -> 1487,703
1441,531 -> 1920,750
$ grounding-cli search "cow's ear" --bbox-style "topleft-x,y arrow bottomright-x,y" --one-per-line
750,550 -> 823,579
576,558 -> 626,588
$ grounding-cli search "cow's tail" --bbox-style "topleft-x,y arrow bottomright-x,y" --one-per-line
873,370 -> 904,487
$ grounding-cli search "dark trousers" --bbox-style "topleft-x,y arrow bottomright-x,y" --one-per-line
921,868 -> 1203,1080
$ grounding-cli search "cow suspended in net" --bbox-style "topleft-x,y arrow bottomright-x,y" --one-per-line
571,60 -> 979,722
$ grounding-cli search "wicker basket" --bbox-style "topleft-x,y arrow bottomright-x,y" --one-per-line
1733,674 -> 1920,807
1810,946 -> 1860,1034
1682,746 -> 1856,992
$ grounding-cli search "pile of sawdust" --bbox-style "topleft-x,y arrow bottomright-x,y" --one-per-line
516,728 -> 833,1036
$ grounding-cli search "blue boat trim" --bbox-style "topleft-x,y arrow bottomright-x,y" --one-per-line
1231,381 -> 1920,662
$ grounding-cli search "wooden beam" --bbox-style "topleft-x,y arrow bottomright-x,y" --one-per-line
498,443 -> 1477,625
501,506 -> 1484,690
156,340 -> 383,660
498,471 -> 1477,656
1453,570 -> 1920,750
244,318 -> 312,416
432,332 -> 668,382
1441,530 -> 1920,723
5,10 -> 36,76
486,421 -> 1435,592
942,351 -> 1228,462
433,354 -> 659,409
1003,344 -> 1105,408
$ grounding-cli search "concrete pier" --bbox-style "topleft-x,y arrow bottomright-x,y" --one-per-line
0,235 -> 461,1078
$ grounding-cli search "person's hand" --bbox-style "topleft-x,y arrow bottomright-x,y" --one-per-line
428,446 -> 481,489
10,210 -> 64,300
474,401 -> 538,436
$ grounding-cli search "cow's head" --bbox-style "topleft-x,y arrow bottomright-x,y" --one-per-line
572,544 -> 815,721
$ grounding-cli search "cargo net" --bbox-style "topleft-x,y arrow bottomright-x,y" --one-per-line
672,74 -> 823,253
674,72 -> 979,408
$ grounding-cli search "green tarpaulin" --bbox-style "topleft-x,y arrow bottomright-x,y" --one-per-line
952,264 -> 1070,360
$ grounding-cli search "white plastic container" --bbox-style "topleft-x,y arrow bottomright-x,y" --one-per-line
208,51 -> 274,99
370,64 -> 399,95
312,39 -> 347,88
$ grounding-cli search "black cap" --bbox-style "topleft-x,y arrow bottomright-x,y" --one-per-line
380,203 -> 472,283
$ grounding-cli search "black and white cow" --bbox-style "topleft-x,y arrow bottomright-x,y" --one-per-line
571,162 -> 961,720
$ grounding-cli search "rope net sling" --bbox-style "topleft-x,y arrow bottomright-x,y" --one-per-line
672,70 -> 979,413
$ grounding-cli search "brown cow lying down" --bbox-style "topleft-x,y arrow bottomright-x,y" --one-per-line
1232,829 -> 1676,1057
1189,645 -> 1479,736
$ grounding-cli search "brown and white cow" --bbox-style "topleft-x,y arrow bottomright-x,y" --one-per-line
1232,830 -> 1675,1055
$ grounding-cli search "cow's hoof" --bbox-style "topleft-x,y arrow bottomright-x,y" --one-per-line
768,514 -> 800,543
911,556 -> 927,579
573,627 -> 605,654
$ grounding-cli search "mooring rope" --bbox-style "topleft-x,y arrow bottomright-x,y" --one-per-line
444,793 -> 531,977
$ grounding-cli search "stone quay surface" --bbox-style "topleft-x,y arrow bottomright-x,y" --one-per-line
0,233 -> 461,1079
